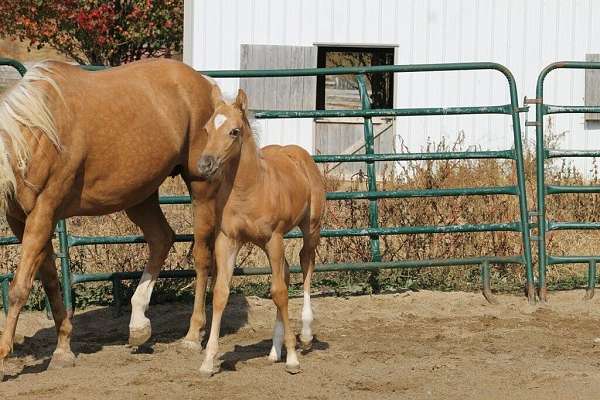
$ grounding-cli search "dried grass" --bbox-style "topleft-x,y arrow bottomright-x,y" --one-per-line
0,122 -> 599,308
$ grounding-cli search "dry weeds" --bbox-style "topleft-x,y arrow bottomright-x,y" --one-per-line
0,125 -> 598,308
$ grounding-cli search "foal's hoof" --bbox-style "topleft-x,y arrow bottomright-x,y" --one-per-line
48,349 -> 76,370
178,339 -> 203,352
199,366 -> 218,378
285,362 -> 302,375
129,324 -> 151,347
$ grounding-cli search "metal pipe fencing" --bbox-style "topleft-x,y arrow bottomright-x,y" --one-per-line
534,61 -> 600,302
0,59 -> 535,314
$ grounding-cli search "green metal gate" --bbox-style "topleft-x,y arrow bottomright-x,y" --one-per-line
534,61 -> 600,302
0,59 -> 535,314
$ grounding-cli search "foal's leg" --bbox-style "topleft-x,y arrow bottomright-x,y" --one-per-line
268,258 -> 290,362
265,234 -> 300,374
6,215 -> 75,369
298,216 -> 321,350
0,201 -> 58,381
182,200 -> 216,350
126,193 -> 175,346
200,232 -> 240,377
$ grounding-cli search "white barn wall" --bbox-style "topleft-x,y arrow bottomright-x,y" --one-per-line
185,0 -> 600,174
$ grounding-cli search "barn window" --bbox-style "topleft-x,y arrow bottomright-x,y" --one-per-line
316,46 -> 395,110
585,54 -> 600,121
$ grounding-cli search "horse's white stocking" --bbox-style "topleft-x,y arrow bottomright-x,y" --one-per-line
268,311 -> 284,361
129,271 -> 155,332
126,196 -> 174,346
300,291 -> 314,345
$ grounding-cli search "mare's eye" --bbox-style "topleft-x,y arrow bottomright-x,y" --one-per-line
230,128 -> 241,138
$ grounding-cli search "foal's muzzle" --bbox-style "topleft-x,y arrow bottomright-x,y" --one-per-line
197,155 -> 218,179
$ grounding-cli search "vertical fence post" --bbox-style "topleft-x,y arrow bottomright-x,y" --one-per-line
44,295 -> 53,319
585,260 -> 596,300
1,279 -> 9,316
480,261 -> 498,304
112,276 -> 123,316
535,72 -> 548,303
56,220 -> 73,316
356,75 -> 382,290
504,69 -> 535,304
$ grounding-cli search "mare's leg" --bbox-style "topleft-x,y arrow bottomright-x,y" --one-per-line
265,234 -> 300,374
127,193 -> 175,346
182,197 -> 217,350
200,232 -> 240,377
0,200 -> 58,381
6,215 -> 75,369
298,215 -> 321,350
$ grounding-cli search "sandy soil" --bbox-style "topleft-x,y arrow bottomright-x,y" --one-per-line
2,290 -> 600,399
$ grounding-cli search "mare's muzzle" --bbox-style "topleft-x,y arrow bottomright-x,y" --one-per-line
197,155 -> 218,179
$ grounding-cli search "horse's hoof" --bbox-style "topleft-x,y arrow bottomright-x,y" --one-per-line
48,349 -> 76,369
285,362 -> 302,375
199,366 -> 218,378
0,358 -> 4,382
178,339 -> 203,352
267,348 -> 281,362
300,338 -> 313,352
129,323 -> 151,347
13,333 -> 25,345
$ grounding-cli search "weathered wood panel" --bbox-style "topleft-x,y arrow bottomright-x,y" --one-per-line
302,46 -> 317,110
585,54 -> 600,121
315,120 -> 395,178
240,44 -> 317,111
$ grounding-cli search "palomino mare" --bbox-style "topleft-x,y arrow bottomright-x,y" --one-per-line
0,59 -> 218,380
196,87 -> 326,375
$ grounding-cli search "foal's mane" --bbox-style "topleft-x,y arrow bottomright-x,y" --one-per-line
242,110 -> 261,148
0,61 -> 63,210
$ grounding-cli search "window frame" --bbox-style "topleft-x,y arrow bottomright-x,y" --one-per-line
315,45 -> 396,111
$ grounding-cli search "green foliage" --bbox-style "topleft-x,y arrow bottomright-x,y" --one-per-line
0,0 -> 183,66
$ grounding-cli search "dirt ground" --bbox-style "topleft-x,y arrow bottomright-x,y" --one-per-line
2,290 -> 600,399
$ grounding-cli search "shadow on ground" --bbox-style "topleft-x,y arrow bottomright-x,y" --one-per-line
4,294 -> 251,379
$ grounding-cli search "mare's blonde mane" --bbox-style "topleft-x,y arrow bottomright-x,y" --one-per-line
0,61 -> 63,210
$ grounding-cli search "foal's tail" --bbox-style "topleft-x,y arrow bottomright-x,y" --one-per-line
0,62 -> 63,211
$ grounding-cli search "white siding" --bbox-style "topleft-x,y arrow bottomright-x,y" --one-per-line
185,0 -> 600,174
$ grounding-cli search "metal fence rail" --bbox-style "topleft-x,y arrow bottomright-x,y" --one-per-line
534,61 -> 600,302
0,59 -> 535,314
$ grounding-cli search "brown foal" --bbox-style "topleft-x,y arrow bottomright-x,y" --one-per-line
196,87 -> 326,376
0,59 -> 218,380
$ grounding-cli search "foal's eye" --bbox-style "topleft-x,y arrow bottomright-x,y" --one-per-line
230,128 -> 241,138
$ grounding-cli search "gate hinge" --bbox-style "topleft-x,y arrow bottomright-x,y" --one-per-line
525,121 -> 542,127
528,210 -> 542,226
524,97 -> 543,105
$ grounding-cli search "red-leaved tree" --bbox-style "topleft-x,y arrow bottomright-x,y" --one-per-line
0,0 -> 183,66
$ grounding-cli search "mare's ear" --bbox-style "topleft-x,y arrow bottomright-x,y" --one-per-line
235,89 -> 248,112
211,84 -> 224,106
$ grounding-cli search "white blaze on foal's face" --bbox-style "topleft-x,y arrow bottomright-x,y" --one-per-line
214,114 -> 227,129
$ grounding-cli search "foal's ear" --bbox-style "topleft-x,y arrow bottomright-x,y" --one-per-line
210,84 -> 224,106
235,89 -> 248,112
